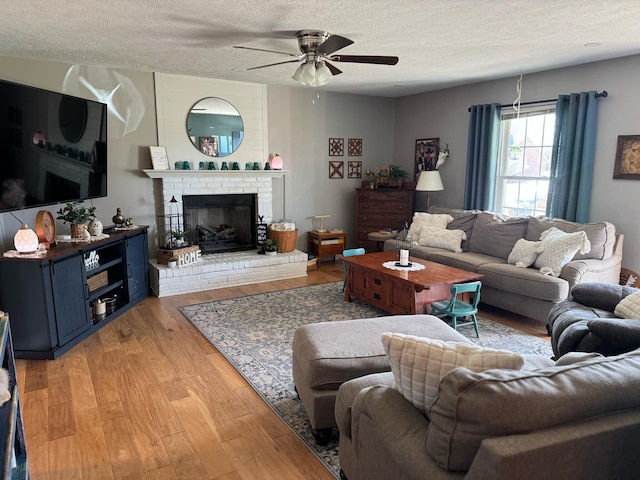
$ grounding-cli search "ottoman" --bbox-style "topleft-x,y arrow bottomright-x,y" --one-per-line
291,314 -> 470,444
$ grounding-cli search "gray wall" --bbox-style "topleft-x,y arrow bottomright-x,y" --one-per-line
0,56 -> 158,251
394,54 -> 640,272
266,86 -> 396,248
1,53 -> 639,273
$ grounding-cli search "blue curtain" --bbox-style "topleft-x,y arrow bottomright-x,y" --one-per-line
546,91 -> 599,222
464,103 -> 501,210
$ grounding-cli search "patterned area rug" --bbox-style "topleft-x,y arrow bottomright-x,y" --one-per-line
178,282 -> 553,478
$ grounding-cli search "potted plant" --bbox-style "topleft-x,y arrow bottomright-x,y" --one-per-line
167,256 -> 178,268
56,201 -> 96,238
263,239 -> 279,255
388,165 -> 409,187
170,229 -> 188,247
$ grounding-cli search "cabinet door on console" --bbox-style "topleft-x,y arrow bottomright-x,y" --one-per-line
51,256 -> 91,346
125,231 -> 150,302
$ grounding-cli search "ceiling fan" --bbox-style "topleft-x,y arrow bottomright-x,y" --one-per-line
233,30 -> 399,87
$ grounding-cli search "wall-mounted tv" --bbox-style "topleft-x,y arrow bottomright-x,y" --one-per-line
0,78 -> 107,213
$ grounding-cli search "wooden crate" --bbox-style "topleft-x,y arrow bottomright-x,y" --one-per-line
157,245 -> 200,265
87,271 -> 108,292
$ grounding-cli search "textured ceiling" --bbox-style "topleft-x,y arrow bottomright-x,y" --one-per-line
1,0 -> 640,97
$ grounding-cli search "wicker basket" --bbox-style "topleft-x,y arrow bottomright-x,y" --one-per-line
267,229 -> 298,253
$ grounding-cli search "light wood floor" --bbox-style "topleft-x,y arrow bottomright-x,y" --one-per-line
16,261 -> 549,479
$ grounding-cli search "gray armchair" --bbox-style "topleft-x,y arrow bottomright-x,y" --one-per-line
547,282 -> 640,358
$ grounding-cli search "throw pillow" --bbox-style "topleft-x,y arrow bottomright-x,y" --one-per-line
534,227 -> 591,277
614,290 -> 640,319
380,332 -> 525,416
416,226 -> 466,253
407,212 -> 453,243
507,238 -> 544,267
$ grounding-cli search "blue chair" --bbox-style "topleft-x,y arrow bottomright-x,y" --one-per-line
430,281 -> 482,337
342,248 -> 365,291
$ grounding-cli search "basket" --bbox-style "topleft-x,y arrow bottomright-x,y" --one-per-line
156,245 -> 200,265
87,271 -> 108,293
267,229 -> 298,253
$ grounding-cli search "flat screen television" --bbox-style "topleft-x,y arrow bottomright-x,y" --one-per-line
0,78 -> 107,213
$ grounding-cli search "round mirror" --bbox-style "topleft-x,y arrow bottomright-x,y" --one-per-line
186,97 -> 244,157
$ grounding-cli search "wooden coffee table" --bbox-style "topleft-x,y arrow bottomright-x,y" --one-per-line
343,251 -> 482,315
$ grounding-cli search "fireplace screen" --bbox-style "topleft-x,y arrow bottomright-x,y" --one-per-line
183,194 -> 257,254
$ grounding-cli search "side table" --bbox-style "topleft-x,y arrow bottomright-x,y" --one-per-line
367,231 -> 397,252
308,230 -> 348,265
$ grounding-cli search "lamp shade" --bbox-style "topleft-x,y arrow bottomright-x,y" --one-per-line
415,170 -> 444,192
271,154 -> 283,170
14,224 -> 39,253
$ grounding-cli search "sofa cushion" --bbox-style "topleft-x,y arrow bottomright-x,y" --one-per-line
427,250 -> 502,273
416,226 -> 466,253
407,212 -> 453,242
381,333 -> 525,416
477,263 -> 569,301
614,290 -> 640,319
507,238 -> 544,267
468,212 -> 529,260
428,206 -> 478,251
526,216 -> 615,260
534,227 -> 591,277
426,348 -> 640,471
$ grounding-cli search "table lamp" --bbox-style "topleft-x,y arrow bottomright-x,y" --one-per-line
415,170 -> 444,210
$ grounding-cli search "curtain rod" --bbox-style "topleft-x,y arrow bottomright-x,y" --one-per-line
467,90 -> 608,112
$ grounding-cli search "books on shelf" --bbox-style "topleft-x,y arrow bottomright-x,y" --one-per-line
312,238 -> 344,245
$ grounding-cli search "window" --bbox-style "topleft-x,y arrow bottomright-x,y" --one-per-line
494,106 -> 556,217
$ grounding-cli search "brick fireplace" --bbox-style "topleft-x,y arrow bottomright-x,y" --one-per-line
144,170 -> 306,297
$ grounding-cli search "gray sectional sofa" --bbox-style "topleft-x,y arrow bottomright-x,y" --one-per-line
384,207 -> 623,323
336,347 -> 640,480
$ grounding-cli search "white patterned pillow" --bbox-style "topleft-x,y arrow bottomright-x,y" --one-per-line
534,227 -> 591,277
407,212 -> 453,242
614,290 -> 640,319
508,238 -> 544,268
381,333 -> 525,416
416,226 -> 466,253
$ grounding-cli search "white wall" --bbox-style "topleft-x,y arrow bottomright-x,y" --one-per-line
0,56 -> 158,252
394,54 -> 640,272
266,86 -> 396,249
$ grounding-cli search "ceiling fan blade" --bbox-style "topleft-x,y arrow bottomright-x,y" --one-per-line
329,55 -> 399,65
246,59 -> 301,70
233,45 -> 300,58
324,61 -> 343,76
316,35 -> 354,55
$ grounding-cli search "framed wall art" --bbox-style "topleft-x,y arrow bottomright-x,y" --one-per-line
348,161 -> 362,178
613,135 -> 640,179
329,137 -> 344,156
329,161 -> 344,179
348,138 -> 362,156
415,138 -> 439,179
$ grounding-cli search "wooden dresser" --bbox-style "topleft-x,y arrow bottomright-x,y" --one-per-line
355,188 -> 414,252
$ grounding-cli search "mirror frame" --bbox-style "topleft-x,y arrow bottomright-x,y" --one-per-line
186,97 -> 244,157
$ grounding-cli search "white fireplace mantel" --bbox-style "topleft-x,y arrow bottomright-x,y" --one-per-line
143,169 -> 288,179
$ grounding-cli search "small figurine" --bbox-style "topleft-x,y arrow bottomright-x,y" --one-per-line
112,208 -> 125,227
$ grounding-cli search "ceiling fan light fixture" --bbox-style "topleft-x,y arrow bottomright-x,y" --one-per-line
315,62 -> 333,86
